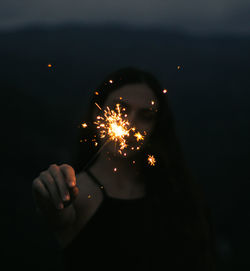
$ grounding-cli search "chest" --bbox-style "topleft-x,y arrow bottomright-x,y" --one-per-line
67,199 -> 152,267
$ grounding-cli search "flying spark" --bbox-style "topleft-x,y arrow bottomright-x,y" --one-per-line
134,132 -> 144,142
95,102 -> 102,111
148,155 -> 156,166
81,123 -> 88,128
177,64 -> 184,71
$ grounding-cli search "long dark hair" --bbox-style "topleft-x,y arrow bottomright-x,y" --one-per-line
72,66 -> 216,270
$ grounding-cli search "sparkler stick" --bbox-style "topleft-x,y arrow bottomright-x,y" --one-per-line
82,139 -> 111,171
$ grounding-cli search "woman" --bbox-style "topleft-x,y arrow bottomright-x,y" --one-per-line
32,67 -> 216,270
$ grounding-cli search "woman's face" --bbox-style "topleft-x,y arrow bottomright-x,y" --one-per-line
94,83 -> 159,158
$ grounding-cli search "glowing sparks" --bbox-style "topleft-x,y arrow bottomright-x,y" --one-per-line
94,91 -> 99,95
81,123 -> 88,128
134,132 -> 144,142
94,103 -> 145,155
109,79 -> 113,84
94,104 -> 130,151
147,155 -> 156,166
95,102 -> 102,111
163,89 -> 168,94
48,64 -> 52,68
80,98 -> 160,170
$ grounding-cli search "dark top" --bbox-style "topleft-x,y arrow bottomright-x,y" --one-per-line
62,170 -> 153,271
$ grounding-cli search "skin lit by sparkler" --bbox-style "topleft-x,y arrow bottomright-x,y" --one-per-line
148,155 -> 156,166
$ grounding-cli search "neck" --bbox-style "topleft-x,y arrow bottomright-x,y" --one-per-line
88,145 -> 145,198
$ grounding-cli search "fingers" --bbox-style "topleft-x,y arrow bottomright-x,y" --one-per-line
60,164 -> 76,188
71,186 -> 79,198
60,164 -> 79,201
48,164 -> 70,203
39,169 -> 64,210
32,177 -> 49,198
32,163 -> 78,211
32,177 -> 56,214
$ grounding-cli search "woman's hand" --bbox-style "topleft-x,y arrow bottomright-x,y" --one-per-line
32,164 -> 79,228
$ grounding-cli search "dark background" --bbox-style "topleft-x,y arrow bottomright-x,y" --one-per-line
1,23 -> 249,270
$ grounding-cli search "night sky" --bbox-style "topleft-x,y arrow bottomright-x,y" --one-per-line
1,0 -> 249,34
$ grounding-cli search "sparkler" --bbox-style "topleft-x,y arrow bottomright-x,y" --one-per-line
80,101 -> 146,170
93,103 -> 144,155
79,86 -> 167,170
